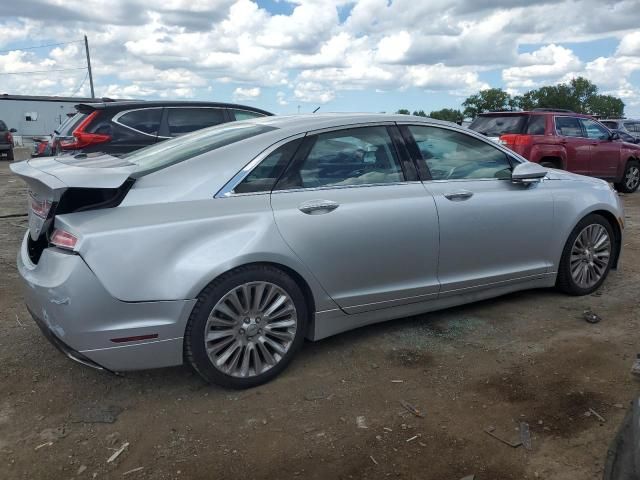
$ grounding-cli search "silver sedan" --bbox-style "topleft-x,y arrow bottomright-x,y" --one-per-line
12,114 -> 624,388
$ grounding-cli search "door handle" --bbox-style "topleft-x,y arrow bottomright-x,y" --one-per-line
298,199 -> 340,215
444,190 -> 474,201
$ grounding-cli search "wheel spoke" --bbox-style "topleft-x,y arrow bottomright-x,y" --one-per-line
204,281 -> 298,378
569,224 -> 611,289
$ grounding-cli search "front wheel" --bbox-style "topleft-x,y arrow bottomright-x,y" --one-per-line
556,214 -> 616,295
615,161 -> 640,193
184,265 -> 307,389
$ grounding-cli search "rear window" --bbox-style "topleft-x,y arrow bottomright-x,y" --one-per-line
468,115 -> 528,136
55,113 -> 86,136
232,109 -> 266,121
0,121 -> 6,131
525,115 -> 546,135
126,122 -> 277,176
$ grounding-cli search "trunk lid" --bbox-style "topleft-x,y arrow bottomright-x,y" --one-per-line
10,155 -> 136,242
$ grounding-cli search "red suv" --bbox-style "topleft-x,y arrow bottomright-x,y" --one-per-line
469,109 -> 640,192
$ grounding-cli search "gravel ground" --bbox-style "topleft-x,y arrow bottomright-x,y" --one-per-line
0,160 -> 639,480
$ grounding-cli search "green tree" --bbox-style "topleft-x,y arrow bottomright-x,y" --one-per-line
429,108 -> 464,123
515,77 -> 624,116
586,95 -> 625,118
396,108 -> 410,115
462,88 -> 513,119
412,109 -> 427,117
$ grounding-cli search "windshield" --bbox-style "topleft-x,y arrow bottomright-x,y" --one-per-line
600,121 -> 618,130
469,115 -> 528,136
126,122 -> 277,176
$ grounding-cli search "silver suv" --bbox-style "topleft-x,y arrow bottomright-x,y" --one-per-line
601,119 -> 640,140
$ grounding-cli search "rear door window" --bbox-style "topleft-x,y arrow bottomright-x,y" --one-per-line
555,117 -> 583,137
468,115 -> 528,136
231,109 -> 266,121
116,109 -> 162,136
277,126 -> 404,189
167,108 -> 226,136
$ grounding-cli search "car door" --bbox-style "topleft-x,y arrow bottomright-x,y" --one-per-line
270,124 -> 440,314
579,118 -> 620,179
554,116 -> 592,175
399,124 -> 554,296
162,107 -> 229,138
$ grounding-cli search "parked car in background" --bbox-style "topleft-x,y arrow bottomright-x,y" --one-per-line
612,129 -> 640,144
469,109 -> 640,192
51,101 -> 272,156
601,119 -> 640,141
0,120 -> 16,160
12,114 -> 624,388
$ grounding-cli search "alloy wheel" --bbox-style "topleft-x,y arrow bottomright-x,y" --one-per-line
625,165 -> 640,191
569,224 -> 611,289
204,282 -> 298,378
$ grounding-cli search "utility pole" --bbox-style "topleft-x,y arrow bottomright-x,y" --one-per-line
84,35 -> 95,98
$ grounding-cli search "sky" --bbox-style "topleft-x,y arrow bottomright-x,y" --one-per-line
1,0 -> 640,116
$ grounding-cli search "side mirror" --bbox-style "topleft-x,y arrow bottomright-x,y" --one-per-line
609,132 -> 620,141
512,162 -> 547,185
9,128 -> 16,133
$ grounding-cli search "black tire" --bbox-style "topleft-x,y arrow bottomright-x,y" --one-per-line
556,214 -> 616,296
614,160 -> 640,193
184,265 -> 308,389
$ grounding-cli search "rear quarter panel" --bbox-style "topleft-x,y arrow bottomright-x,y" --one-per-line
55,195 -> 337,311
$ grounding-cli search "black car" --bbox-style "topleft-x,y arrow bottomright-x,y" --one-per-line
52,101 -> 273,156
0,120 -> 16,160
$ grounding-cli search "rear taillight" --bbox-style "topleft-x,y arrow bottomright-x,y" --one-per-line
59,111 -> 111,150
50,229 -> 78,250
499,134 -> 533,147
6,131 -> 13,144
29,192 -> 52,219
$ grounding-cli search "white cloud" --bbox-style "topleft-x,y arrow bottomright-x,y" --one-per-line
232,86 -> 261,101
0,0 -> 639,112
502,44 -> 583,89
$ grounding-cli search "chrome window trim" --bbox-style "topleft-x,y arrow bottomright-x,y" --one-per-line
112,107 -> 164,139
215,133 -> 306,198
271,181 -> 420,195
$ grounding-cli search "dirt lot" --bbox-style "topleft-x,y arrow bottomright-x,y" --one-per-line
1,160 -> 639,480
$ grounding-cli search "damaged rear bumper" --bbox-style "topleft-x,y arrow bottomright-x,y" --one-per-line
17,231 -> 196,372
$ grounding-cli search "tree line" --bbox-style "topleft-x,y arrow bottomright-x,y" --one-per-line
396,77 -> 625,123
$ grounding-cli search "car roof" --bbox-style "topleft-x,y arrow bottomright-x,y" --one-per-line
237,113 -> 460,136
75,100 -> 273,116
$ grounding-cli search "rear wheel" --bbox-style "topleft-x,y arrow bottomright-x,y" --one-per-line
185,265 -> 307,389
556,214 -> 615,295
615,161 -> 640,193
5,148 -> 13,161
